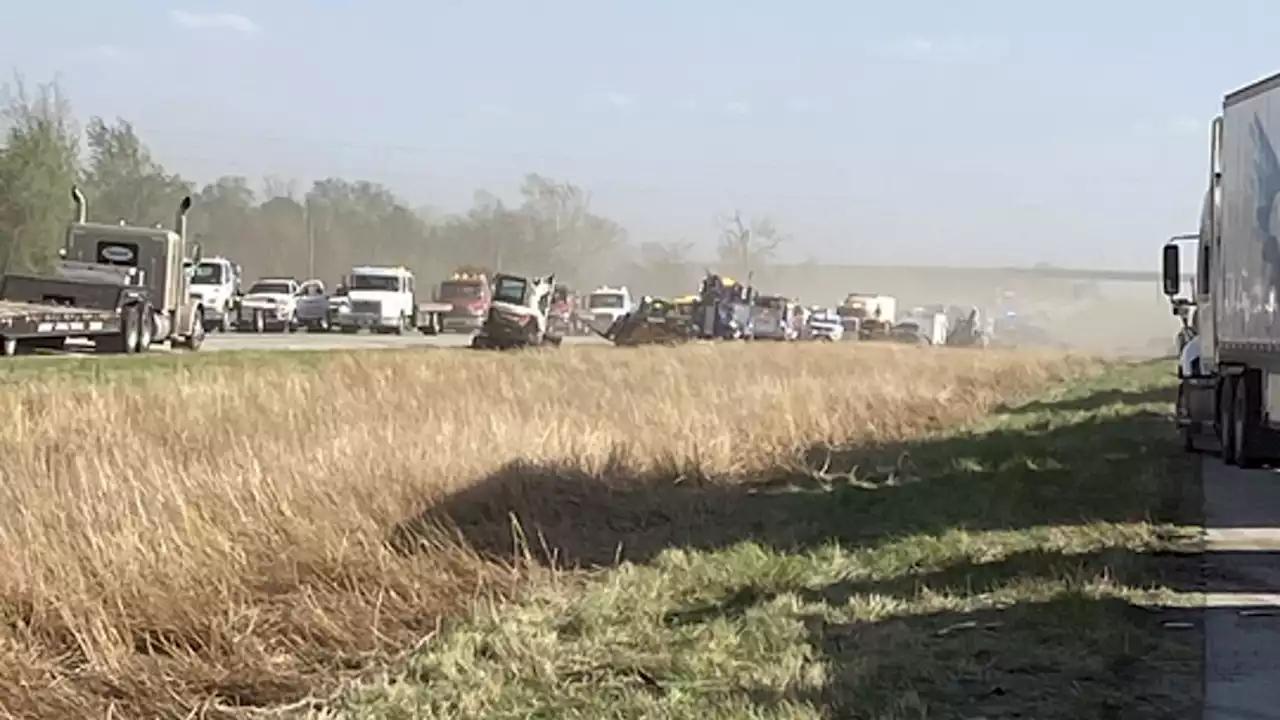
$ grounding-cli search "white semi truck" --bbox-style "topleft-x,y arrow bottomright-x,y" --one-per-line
1162,70 -> 1280,466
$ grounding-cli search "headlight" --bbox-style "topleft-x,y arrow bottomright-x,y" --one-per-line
338,305 -> 350,313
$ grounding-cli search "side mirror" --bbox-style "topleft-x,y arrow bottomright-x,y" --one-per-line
1161,243 -> 1181,296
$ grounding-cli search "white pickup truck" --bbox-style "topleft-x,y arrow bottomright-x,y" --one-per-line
335,265 -> 450,334
237,277 -> 300,333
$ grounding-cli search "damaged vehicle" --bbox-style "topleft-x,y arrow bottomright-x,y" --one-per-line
470,272 -> 562,350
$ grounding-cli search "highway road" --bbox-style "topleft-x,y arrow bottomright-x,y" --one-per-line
1203,457 -> 1280,719
203,327 -> 609,351
201,330 -> 609,352
43,331 -> 610,356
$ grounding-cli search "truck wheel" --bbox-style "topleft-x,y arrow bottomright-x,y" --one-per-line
253,311 -> 265,333
1,337 -> 16,357
394,313 -> 407,336
99,305 -> 139,355
1219,377 -> 1239,466
179,310 -> 206,351
135,306 -> 154,353
1233,372 -> 1262,468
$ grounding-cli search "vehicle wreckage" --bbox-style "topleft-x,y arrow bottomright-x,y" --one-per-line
470,272 -> 563,350
596,295 -> 691,346
596,271 -> 756,346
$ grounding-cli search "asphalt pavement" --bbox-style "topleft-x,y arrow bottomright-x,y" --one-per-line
1203,457 -> 1280,719
200,329 -> 608,352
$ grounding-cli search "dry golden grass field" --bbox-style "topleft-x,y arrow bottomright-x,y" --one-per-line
0,344 -> 1200,719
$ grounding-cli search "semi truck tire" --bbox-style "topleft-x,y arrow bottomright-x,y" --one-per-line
177,309 -> 205,351
1220,377 -> 1238,466
98,305 -> 139,355
135,305 -> 154,353
1232,371 -> 1264,468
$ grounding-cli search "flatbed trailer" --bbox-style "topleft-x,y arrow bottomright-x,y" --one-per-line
0,270 -> 152,356
0,300 -> 126,356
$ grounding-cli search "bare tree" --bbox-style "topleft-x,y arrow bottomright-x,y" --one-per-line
716,209 -> 786,277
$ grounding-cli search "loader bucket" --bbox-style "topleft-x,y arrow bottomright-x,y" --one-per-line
597,297 -> 689,346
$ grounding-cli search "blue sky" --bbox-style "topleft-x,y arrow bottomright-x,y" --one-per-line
3,0 -> 1278,269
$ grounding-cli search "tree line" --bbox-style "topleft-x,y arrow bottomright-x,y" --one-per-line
0,76 -> 789,297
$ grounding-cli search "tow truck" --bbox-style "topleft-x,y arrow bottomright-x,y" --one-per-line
0,187 -> 205,356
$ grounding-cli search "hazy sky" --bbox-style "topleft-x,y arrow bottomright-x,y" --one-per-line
3,0 -> 1276,269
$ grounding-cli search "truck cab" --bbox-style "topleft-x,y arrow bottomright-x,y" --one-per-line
60,189 -> 203,348
750,294 -> 800,340
586,286 -> 633,329
336,265 -> 417,334
436,270 -> 491,333
184,256 -> 242,332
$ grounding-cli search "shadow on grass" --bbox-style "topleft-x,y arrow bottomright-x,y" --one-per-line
387,366 -> 1208,717
994,385 -> 1174,415
391,406 -> 1190,568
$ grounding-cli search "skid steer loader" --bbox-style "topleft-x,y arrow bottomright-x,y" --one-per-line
596,296 -> 691,346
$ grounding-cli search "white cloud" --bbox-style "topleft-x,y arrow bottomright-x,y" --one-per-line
900,36 -> 934,58
604,92 -> 635,110
874,35 -> 1006,63
723,101 -> 752,116
577,92 -> 638,113
476,102 -> 511,118
169,10 -> 260,34
678,98 -> 699,112
786,96 -> 812,113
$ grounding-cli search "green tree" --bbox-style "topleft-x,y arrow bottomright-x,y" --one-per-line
0,75 -> 80,273
79,116 -> 192,227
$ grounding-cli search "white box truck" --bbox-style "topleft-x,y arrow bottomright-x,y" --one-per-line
1163,70 -> 1280,466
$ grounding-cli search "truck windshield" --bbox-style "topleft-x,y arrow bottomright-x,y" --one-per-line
439,281 -> 483,299
248,281 -> 293,295
754,297 -> 785,310
588,293 -> 625,309
348,274 -> 401,292
189,262 -> 225,285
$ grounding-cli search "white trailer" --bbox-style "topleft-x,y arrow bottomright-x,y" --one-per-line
1164,70 -> 1280,466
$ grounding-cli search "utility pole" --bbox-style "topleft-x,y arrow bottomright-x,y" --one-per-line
304,194 -> 315,279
